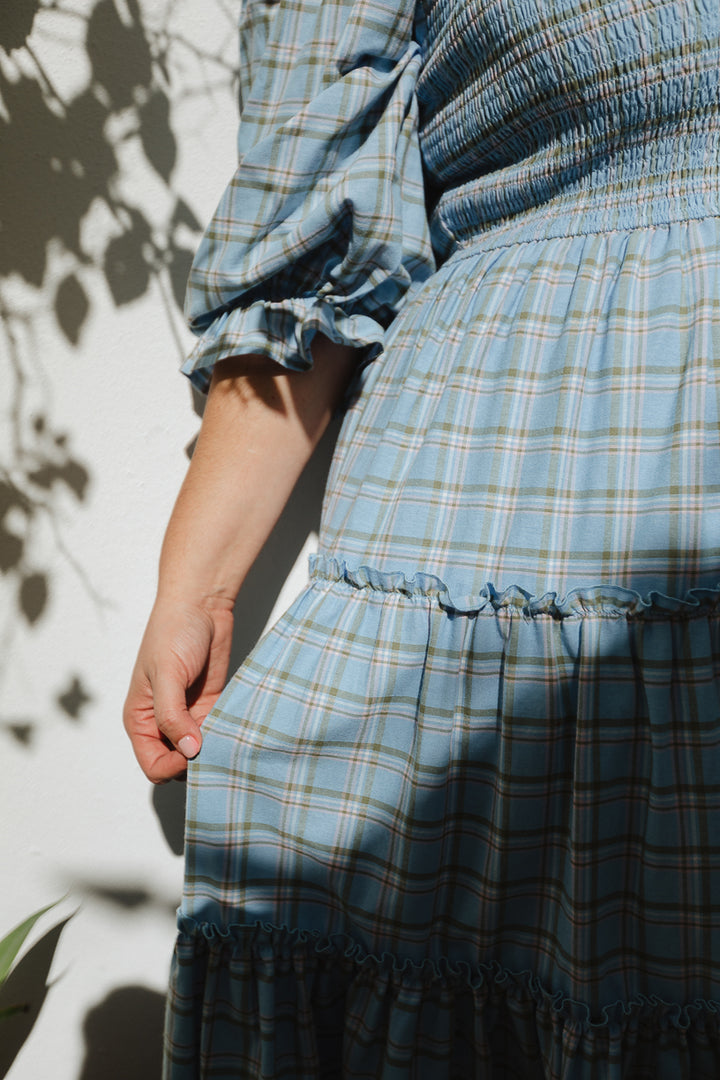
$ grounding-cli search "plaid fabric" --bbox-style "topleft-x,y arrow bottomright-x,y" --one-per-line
167,0 -> 720,1075
181,0 -> 435,392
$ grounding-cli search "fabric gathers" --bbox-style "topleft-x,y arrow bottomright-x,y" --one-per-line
168,917 -> 720,1080
165,0 -> 720,1075
182,0 -> 435,392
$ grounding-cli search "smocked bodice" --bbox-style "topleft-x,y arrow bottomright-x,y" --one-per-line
417,0 -> 720,254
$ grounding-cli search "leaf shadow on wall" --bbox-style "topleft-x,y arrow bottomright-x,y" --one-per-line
0,2 -> 235,1072
0,0 -> 213,749
1,0 -> 330,792
3,2 -> 343,1071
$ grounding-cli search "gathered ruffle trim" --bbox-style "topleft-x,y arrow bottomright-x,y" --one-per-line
310,554 -> 720,620
175,915 -> 720,1039
181,297 -> 385,393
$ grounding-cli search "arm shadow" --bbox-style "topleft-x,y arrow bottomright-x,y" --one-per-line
78,984 -> 166,1080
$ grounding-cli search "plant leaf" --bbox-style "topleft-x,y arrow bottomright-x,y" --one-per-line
0,901 -> 61,986
0,1003 -> 29,1021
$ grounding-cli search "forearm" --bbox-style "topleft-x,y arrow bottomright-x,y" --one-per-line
157,336 -> 357,609
123,336 -> 358,781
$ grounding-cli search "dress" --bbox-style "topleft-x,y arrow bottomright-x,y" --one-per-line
164,0 -> 720,1075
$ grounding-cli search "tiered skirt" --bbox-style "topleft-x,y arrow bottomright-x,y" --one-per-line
165,207 -> 720,1077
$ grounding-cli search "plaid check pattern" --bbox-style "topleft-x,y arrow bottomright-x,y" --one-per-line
166,0 -> 720,1074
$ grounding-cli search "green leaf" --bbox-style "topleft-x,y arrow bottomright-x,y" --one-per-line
0,901 -> 61,987
0,1003 -> 29,1021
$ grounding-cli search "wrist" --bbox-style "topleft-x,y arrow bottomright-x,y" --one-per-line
153,583 -> 237,615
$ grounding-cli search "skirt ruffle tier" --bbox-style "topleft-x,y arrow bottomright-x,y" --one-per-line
168,916 -> 720,1079
165,559 -> 720,1078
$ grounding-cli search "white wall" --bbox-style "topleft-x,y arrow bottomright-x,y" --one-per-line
0,3 -> 333,1076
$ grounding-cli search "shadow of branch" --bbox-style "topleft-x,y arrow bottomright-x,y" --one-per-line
0,0 -> 236,748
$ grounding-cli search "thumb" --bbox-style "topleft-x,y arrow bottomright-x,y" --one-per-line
152,668 -> 203,759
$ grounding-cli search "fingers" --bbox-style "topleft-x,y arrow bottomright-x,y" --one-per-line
137,739 -> 190,785
123,663 -> 204,784
152,668 -> 203,758
123,702 -> 185,786
123,601 -> 229,784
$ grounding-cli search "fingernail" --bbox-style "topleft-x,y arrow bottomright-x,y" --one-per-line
178,735 -> 200,759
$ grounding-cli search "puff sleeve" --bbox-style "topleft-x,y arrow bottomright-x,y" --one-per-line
182,0 -> 434,392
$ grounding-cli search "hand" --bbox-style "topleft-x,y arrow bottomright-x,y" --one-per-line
123,344 -> 356,783
123,597 -> 234,782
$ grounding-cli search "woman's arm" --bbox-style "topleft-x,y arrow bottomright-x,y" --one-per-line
123,336 -> 357,783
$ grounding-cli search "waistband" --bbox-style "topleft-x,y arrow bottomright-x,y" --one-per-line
430,117 -> 720,257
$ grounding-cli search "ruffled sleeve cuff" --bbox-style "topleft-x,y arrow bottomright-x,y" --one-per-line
181,296 -> 387,393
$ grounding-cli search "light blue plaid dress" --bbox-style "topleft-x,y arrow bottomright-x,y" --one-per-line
165,0 -> 720,1075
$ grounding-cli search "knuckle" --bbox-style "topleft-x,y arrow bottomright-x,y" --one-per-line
156,710 -> 180,735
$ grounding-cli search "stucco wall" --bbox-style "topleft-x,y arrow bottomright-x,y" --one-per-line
0,2 -> 330,1075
